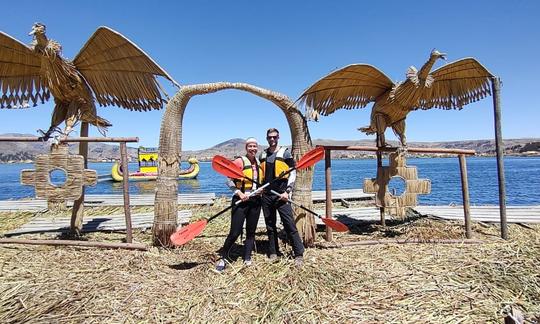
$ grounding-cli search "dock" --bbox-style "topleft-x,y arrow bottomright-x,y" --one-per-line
0,193 -> 217,212
0,189 -> 373,212
5,211 -> 192,236
308,205 -> 540,225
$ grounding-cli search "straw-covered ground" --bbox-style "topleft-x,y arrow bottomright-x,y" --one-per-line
0,199 -> 539,323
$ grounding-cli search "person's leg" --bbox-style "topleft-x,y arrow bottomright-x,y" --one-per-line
276,200 -> 305,257
219,198 -> 247,260
261,194 -> 280,257
243,198 -> 261,262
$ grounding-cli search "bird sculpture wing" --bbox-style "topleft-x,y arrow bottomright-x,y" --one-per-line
416,58 -> 494,110
298,64 -> 394,119
73,27 -> 180,111
0,31 -> 51,109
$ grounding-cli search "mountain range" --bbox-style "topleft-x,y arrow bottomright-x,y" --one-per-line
0,133 -> 539,163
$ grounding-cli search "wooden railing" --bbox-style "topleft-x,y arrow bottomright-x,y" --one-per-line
319,145 -> 484,240
0,136 -> 139,245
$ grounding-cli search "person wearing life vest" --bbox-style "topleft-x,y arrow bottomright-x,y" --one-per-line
259,128 -> 305,267
215,137 -> 263,272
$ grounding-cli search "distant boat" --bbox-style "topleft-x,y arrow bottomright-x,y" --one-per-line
110,147 -> 199,181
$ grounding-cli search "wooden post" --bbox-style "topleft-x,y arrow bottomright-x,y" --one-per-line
70,122 -> 88,234
491,77 -> 508,239
376,148 -> 385,227
458,154 -> 472,238
120,142 -> 133,243
325,149 -> 333,242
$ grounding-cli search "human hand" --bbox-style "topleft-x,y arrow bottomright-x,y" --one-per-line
279,191 -> 289,202
238,192 -> 249,202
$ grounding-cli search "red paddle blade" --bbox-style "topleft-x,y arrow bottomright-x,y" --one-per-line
170,219 -> 208,246
321,218 -> 349,232
296,147 -> 325,170
212,156 -> 244,179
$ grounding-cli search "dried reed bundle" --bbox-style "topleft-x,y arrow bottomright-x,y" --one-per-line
1,202 -> 538,323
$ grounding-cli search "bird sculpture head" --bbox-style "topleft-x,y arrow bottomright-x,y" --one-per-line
29,23 -> 46,36
430,49 -> 447,61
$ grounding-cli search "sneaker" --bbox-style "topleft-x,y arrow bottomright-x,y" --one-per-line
269,254 -> 278,261
243,259 -> 253,266
215,258 -> 226,272
294,256 -> 304,268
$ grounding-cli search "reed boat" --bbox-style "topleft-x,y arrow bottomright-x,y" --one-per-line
111,147 -> 199,181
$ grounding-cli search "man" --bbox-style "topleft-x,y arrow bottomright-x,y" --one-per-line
259,128 -> 304,266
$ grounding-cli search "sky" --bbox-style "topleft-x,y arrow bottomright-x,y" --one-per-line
1,0 -> 539,150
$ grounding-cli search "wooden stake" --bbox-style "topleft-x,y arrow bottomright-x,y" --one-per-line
0,238 -> 147,251
376,145 -> 386,227
120,142 -> 133,243
491,77 -> 508,240
325,149 -> 333,242
458,154 -> 472,238
71,122 -> 89,234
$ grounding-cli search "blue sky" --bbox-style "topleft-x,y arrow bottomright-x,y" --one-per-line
1,0 -> 539,150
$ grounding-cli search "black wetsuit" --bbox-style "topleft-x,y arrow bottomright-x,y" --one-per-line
219,195 -> 261,261
260,148 -> 305,257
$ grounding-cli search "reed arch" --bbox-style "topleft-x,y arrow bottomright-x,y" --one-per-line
152,82 -> 317,247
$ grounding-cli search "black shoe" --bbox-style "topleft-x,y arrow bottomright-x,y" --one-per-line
294,256 -> 304,268
215,258 -> 226,272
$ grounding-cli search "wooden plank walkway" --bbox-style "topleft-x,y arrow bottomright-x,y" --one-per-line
306,206 -> 540,226
311,189 -> 373,202
0,189 -> 373,212
414,205 -> 540,223
5,210 -> 192,236
0,193 -> 216,212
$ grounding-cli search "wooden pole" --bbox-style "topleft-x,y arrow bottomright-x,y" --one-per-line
71,122 -> 89,234
0,238 -> 147,250
491,77 -> 508,239
458,154 -> 472,238
376,148 -> 385,227
321,146 -> 476,155
325,149 -> 333,242
120,142 -> 133,243
0,136 -> 138,142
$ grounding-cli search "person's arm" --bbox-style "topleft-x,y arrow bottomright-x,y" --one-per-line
284,149 -> 296,193
226,158 -> 248,201
226,178 -> 240,195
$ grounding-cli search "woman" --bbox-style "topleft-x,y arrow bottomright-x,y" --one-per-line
215,137 -> 263,272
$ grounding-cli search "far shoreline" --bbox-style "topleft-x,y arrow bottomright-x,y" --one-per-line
1,154 -> 539,164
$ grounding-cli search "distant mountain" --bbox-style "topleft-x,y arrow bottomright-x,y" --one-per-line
0,133 -> 539,163
183,138 -> 269,161
310,138 -> 540,158
0,133 -> 139,162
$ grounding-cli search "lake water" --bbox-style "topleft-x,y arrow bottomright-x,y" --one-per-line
0,157 -> 538,205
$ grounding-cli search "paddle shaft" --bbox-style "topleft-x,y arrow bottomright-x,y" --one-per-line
206,186 -> 266,223
269,189 -> 324,219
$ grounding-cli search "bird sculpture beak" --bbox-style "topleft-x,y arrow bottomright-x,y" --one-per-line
28,29 -> 35,36
440,53 -> 447,60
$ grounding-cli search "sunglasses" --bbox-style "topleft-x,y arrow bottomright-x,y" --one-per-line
267,135 -> 279,139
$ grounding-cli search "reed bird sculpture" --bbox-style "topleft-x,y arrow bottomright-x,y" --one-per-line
0,23 -> 179,140
299,50 -> 494,147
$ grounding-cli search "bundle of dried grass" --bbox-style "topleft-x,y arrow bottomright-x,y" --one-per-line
0,202 -> 538,323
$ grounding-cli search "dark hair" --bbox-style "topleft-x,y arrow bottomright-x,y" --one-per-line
266,128 -> 279,136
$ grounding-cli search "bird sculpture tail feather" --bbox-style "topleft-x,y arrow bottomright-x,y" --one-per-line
358,125 -> 376,135
94,115 -> 112,136
81,114 -> 112,136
